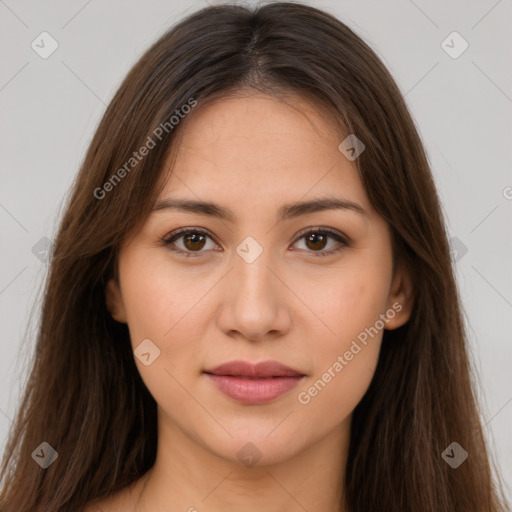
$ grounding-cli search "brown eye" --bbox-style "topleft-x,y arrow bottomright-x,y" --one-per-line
163,227 -> 348,259
182,232 -> 207,251
304,232 -> 328,251
163,228 -> 218,257
292,228 -> 348,257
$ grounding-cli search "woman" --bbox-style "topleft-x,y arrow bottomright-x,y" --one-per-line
0,2 -> 508,511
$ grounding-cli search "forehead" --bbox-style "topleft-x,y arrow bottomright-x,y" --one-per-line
158,91 -> 369,211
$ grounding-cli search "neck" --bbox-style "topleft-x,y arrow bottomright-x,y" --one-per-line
135,408 -> 350,512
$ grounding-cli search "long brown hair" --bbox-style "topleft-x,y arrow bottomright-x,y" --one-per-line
0,2 -> 508,511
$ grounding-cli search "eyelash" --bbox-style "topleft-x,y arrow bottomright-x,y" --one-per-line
161,227 -> 349,258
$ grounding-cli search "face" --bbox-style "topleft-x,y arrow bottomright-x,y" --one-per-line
106,90 -> 413,467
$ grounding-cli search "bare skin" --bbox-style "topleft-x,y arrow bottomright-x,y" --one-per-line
87,89 -> 413,512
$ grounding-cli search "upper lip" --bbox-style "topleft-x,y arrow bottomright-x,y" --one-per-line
204,360 -> 305,378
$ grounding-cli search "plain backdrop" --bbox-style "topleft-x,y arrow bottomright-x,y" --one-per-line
1,0 -> 511,501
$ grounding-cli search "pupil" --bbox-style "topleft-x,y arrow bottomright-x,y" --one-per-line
185,233 -> 205,251
307,233 -> 327,250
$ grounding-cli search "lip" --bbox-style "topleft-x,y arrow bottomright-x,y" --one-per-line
204,360 -> 306,405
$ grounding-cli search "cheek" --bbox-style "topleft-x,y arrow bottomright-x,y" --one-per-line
121,266 -> 172,344
295,278 -> 385,428
305,258 -> 391,354
120,253 -> 207,345
119,255 -> 210,411
294,253 -> 390,417
296,341 -> 380,437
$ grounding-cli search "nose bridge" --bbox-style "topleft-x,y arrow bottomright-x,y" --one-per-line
232,234 -> 277,307
216,234 -> 290,340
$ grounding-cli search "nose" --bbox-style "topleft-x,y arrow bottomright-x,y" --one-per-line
215,242 -> 292,343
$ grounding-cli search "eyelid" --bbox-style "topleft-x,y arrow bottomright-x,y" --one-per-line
161,226 -> 349,257
162,226 -> 216,244
293,226 -> 350,246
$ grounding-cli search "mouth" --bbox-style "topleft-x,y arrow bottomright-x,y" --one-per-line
203,360 -> 306,405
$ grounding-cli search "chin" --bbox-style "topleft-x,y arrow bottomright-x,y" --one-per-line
203,429 -> 305,469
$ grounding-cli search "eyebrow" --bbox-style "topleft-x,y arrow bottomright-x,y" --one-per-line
152,196 -> 366,222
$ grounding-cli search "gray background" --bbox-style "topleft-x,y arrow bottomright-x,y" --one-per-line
1,0 -> 511,500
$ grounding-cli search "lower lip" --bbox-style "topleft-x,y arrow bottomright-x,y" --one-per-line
205,374 -> 303,405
